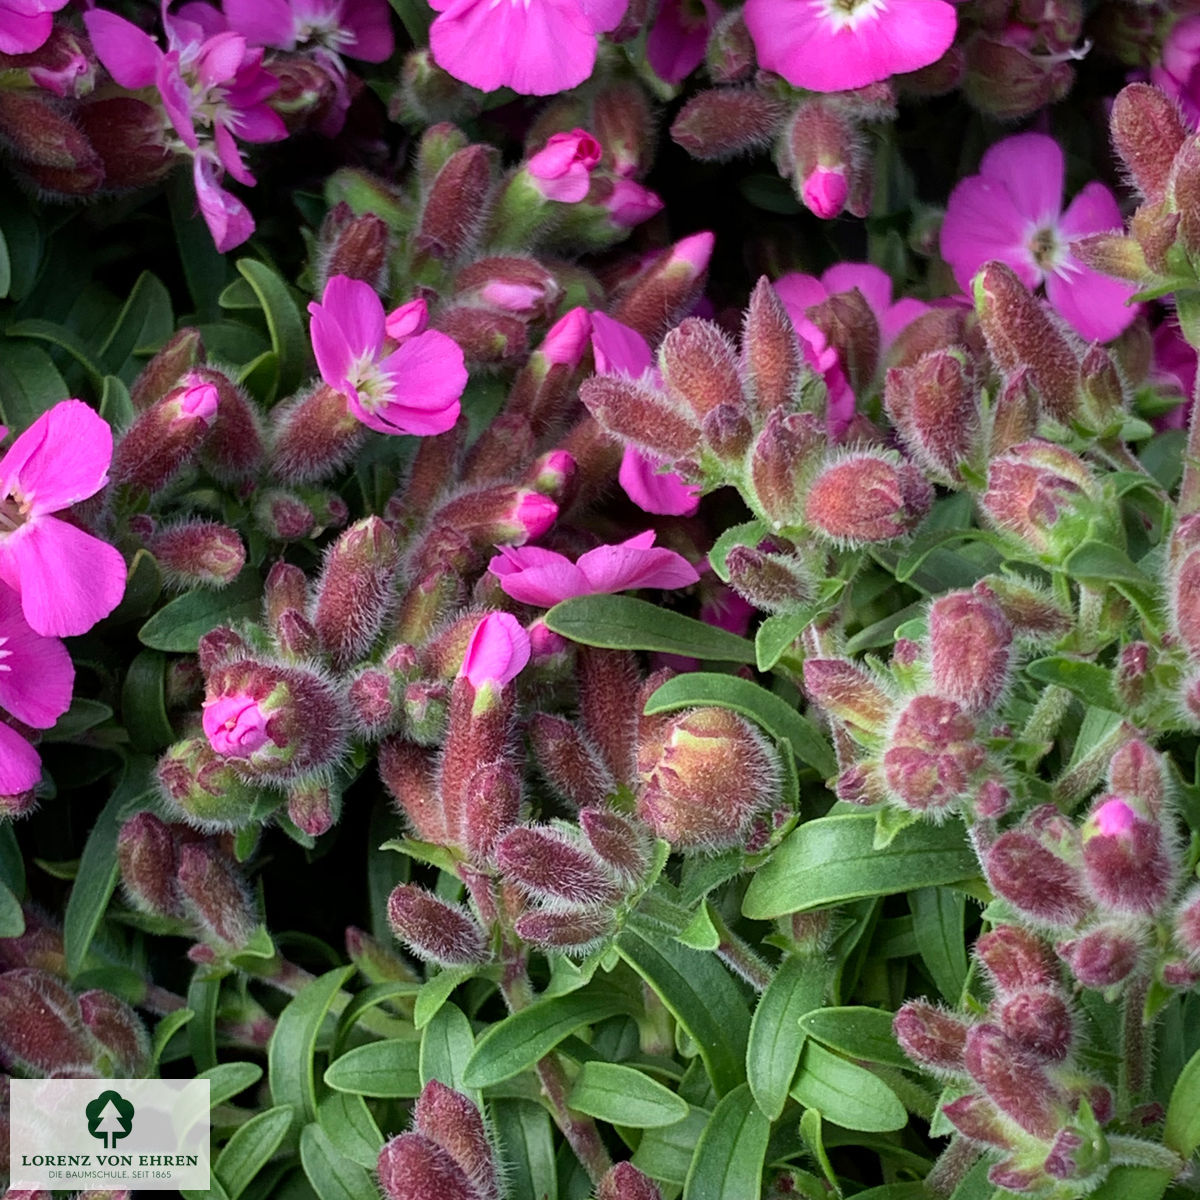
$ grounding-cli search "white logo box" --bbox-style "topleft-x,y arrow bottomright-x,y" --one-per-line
9,1078 -> 210,1191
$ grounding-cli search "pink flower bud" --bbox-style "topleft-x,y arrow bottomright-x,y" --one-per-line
782,100 -> 870,219
805,452 -> 933,545
1081,796 -> 1174,916
597,177 -> 665,228
384,298 -> 430,343
804,165 -> 849,219
269,384 -> 365,485
1057,925 -> 1141,988
636,707 -> 780,850
610,232 -> 715,342
529,714 -> 616,808
455,257 -> 560,319
579,806 -> 649,884
176,842 -> 257,954
157,736 -> 259,830
540,307 -> 592,367
130,328 -> 205,411
670,87 -> 787,161
386,885 -> 488,966
378,1133 -> 483,1200
312,517 -> 400,669
117,813 -> 182,919
928,589 -> 1014,713
976,926 -> 1060,995
78,990 -> 150,1076
0,969 -> 98,1076
255,490 -> 317,541
202,696 -> 270,758
963,1023 -> 1065,1139
998,989 -> 1073,1062
514,908 -> 617,954
431,487 -> 558,551
883,694 -> 985,813
496,826 -> 621,909
287,775 -> 340,838
941,1093 -> 1014,1150
802,657 -> 893,736
596,1162 -> 663,1200
526,129 -> 602,203
460,613 -> 531,691
110,374 -> 220,493
414,144 -> 497,264
413,1082 -> 499,1198
149,521 -> 245,589
893,1000 -> 970,1076
985,827 -> 1090,928
1110,83 -> 1187,205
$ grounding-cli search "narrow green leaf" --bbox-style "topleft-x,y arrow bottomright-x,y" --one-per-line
413,964 -> 477,1029
798,1108 -> 839,1195
138,570 -> 263,652
1026,656 -> 1117,711
747,956 -> 828,1120
683,1084 -> 769,1200
0,881 -> 24,938
150,1008 -> 194,1070
0,822 -> 25,897
419,1001 -> 476,1098
464,986 -> 635,1088
1088,1166 -> 1171,1200
98,271 -> 173,378
742,813 -> 979,919
324,1038 -> 422,1097
493,1099 -> 558,1200
644,671 -> 836,778
6,319 -> 105,391
216,1105 -> 294,1199
632,1104 -> 709,1185
568,1062 -> 689,1128
677,902 -> 721,951
121,649 -> 176,752
790,1041 -> 907,1132
299,1122 -> 377,1200
200,1062 -> 264,1108
798,1007 -> 909,1070
236,259 -> 309,401
43,697 -> 113,741
269,965 -> 354,1132
708,520 -> 769,581
545,595 -> 756,662
188,970 -> 224,1073
333,981 -> 419,1053
65,758 -> 156,977
316,1092 -> 383,1171
1064,540 -> 1152,587
0,341 -> 67,427
0,225 -> 11,298
100,374 -> 135,427
1166,1044 -> 1200,1156
617,928 -> 750,1097
911,886 -> 969,1003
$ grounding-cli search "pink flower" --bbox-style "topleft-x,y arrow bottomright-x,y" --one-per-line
489,531 -> 700,606
1151,321 -> 1197,430
646,0 -> 720,84
940,132 -> 1140,343
202,692 -> 270,756
1152,15 -> 1200,130
308,275 -> 467,436
598,177 -> 664,229
384,298 -> 429,342
193,156 -> 256,253
743,0 -> 956,93
1091,797 -> 1136,838
460,612 -> 531,688
540,306 -> 592,367
0,581 -> 73,800
223,0 -> 394,62
429,0 -> 629,95
0,0 -> 68,56
527,129 -> 602,203
0,401 -> 126,638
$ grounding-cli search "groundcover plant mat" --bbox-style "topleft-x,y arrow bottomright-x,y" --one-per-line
5,2 -> 1200,1198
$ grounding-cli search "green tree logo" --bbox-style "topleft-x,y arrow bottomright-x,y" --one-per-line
85,1090 -> 135,1149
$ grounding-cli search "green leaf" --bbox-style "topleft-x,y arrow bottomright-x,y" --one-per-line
632,1104 -> 709,1185
236,259 -> 309,401
333,981 -> 419,1053
0,341 -> 69,427
1088,1166 -> 1171,1200
109,548 -> 162,626
216,1105 -> 294,1199
269,965 -> 353,1133
149,1008 -> 194,1070
0,224 -> 10,298
742,812 -> 979,919
568,1062 -> 689,1128
138,570 -> 263,652
790,1041 -> 907,1132
1026,656 -> 1117,711
747,956 -> 829,1120
316,1092 -> 383,1171
100,374 -> 134,427
1166,1044 -> 1200,1156
643,671 -> 836,779
798,1007 -> 909,1070
43,697 -> 113,741
545,595 -> 756,662
677,902 -> 721,951
6,319 -> 105,392
413,964 -> 477,1030
911,886 -> 969,1003
419,1001 -> 476,1098
98,271 -> 173,379
708,520 -> 769,581
1064,540 -> 1152,588
299,1122 -> 378,1200
683,1084 -> 770,1200
0,822 -> 25,897
324,1038 -> 422,1097
0,880 -> 24,938
121,649 -> 176,752
463,985 -> 635,1088
188,970 -> 224,1073
169,169 -> 231,321
617,928 -> 750,1097
0,192 -> 39,300
492,1099 -> 558,1200
64,758 -> 156,977
200,1062 -> 264,1108
799,1107 -> 839,1195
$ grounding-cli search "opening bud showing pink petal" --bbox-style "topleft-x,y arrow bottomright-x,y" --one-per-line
386,884 -> 488,966
287,774 -> 341,838
659,318 -> 745,422
747,409 -> 825,529
78,990 -> 150,1076
802,657 -> 893,739
176,842 -> 258,955
455,257 -> 561,320
413,1081 -> 500,1199
1081,796 -> 1174,916
636,707 -> 780,851
883,694 -> 986,814
378,1132 -> 485,1200
157,736 -> 259,831
316,203 -> 389,292
962,36 -> 1073,122
963,1023 -> 1067,1140
525,129 -> 602,203
117,813 -> 182,919
269,384 -> 366,485
781,101 -> 870,220
1057,924 -> 1142,988
0,968 -> 99,1076
884,350 -> 982,485
670,87 -> 787,162
130,328 -> 205,411
984,827 -> 1090,928
928,589 -> 1014,714
610,232 -> 716,342
997,989 -> 1074,1063
596,1162 -> 664,1200
514,908 -> 618,956
378,737 -> 448,844
941,1093 -> 1015,1151
976,926 -> 1061,996
495,825 -> 622,910
414,144 -> 498,264
148,520 -> 245,590
893,1000 -> 971,1077
430,486 -> 559,552
460,612 -> 531,692
579,806 -> 650,885
1111,83 -> 1188,206
805,452 -> 933,545
529,713 -> 616,808
312,517 -> 400,669
110,374 -> 221,493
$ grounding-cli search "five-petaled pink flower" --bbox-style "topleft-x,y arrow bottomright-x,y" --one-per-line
0,0 -> 69,56
429,0 -> 630,95
488,531 -> 700,607
743,0 -> 957,94
0,401 -> 126,638
0,581 -> 73,802
308,274 -> 468,436
940,132 -> 1140,343
527,129 -> 603,203
646,0 -> 720,85
460,611 -> 531,689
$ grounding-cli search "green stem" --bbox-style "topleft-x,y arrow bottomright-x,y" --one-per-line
925,1136 -> 982,1198
1108,1134 -> 1187,1176
1017,684 -> 1072,765
1119,972 -> 1153,1115
709,909 -> 773,993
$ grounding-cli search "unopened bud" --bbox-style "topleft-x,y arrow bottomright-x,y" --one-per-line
596,1162 -> 663,1200
747,409 -> 824,529
496,826 -> 620,908
983,575 -> 1072,642
455,257 -> 560,319
805,452 -> 932,545
659,318 -> 744,422
780,101 -> 869,220
670,87 -> 786,161
514,907 -> 616,954
149,521 -> 245,589
176,842 -> 257,953
111,374 -> 220,493
255,489 -> 317,541
0,969 -> 97,1075
807,288 -> 879,395
1112,83 -> 1188,206
725,545 -> 814,614
998,989 -> 1073,1062
386,885 -> 488,966
743,277 -> 802,416
963,34 -> 1074,121
883,694 -> 985,813
610,232 -> 715,342
432,306 -> 526,366
985,826 -> 1090,927
1115,641 -> 1153,709
1106,739 -> 1166,815
963,1023 -> 1065,1139
529,713 -> 615,808
130,329 -> 205,411
276,609 -> 319,659
345,926 -> 420,986
264,562 -> 308,632
157,736 -> 258,830
413,1081 -> 499,1198
941,1093 -> 1014,1150
269,384 -> 365,485
1057,924 -> 1141,988
0,88 -> 104,195
415,144 -> 497,264
347,667 -> 403,737
462,761 -> 521,865
928,589 -> 1013,713
287,775 -> 340,838
78,990 -> 149,1076
1069,231 -> 1153,284
317,203 -> 389,291
884,350 -> 981,484
893,1000 -> 970,1075
117,812 -> 182,918
197,626 -> 253,676
579,806 -> 649,884
77,95 -> 174,189
976,925 -> 1060,994
378,738 -> 447,843
593,80 -> 654,178
378,1133 -> 482,1200
802,657 -> 893,736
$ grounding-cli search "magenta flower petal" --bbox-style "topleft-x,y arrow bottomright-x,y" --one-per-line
0,584 -> 72,729
0,517 -> 126,638
978,133 -> 1064,230
318,275 -> 386,363
461,612 -> 531,688
881,297 -> 932,347
820,263 -> 892,314
340,0 -> 396,61
576,0 -> 628,32
646,0 -> 717,84
371,331 -> 467,435
577,531 -> 700,593
385,299 -> 430,343
196,30 -> 250,87
618,446 -> 700,516
192,157 -> 255,253
214,123 -> 255,186
83,9 -> 162,88
223,0 -> 296,49
939,175 -> 1041,295
0,719 -> 41,797
157,52 -> 200,147
590,310 -> 653,376
203,692 -> 270,756
0,400 -> 112,514
489,553 -> 589,606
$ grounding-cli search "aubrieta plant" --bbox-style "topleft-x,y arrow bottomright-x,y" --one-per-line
9,2 -> 1200,1200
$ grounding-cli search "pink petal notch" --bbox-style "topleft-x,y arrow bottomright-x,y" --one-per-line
460,612 -> 532,689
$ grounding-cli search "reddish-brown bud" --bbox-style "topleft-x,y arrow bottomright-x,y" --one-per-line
805,452 -> 932,545
386,885 -> 488,966
415,144 -> 497,264
706,9 -> 754,80
942,1093 -> 1014,1150
742,277 -> 802,416
255,490 -> 318,541
432,306 -> 527,366
610,232 -> 714,342
413,1082 -> 499,1199
725,545 -> 814,614
593,78 -> 654,178
176,842 -> 258,953
117,812 -> 182,918
111,374 -> 220,493
659,318 -> 744,421
1112,84 -> 1188,206
129,329 -> 205,411
893,1000 -> 970,1076
579,806 -> 649,884
192,366 -> 265,483
378,1133 -> 483,1200
514,907 -> 616,954
428,486 -> 558,553
0,89 -> 103,194
462,761 -> 521,865
884,350 -> 981,484
347,667 -> 403,737
962,34 -> 1074,121
495,826 -> 620,908
269,384 -> 364,485
197,626 -> 253,676
1057,924 -> 1141,988
596,1162 -> 663,1200
1106,740 -> 1166,815
779,100 -> 870,220
1069,231 -> 1152,284
148,521 -> 245,590
378,738 -> 447,843
287,775 -> 340,838
1081,796 -> 1174,916
454,257 -> 560,321
963,1023 -> 1065,1139
802,657 -> 893,737
747,409 -> 824,529
807,288 -> 879,395
670,87 -> 786,161
976,926 -> 1059,995
317,203 -> 389,290
883,694 -> 985,813
985,829 -> 1090,928
529,714 -> 616,808
0,969 -> 97,1076
983,575 -> 1072,642
76,95 -> 174,189
264,562 -> 309,633
998,989 -> 1073,1062
580,373 -> 701,460
78,990 -> 150,1076
928,589 -> 1013,713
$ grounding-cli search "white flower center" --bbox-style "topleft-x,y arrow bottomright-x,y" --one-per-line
815,0 -> 887,33
0,488 -> 31,537
0,636 -> 10,673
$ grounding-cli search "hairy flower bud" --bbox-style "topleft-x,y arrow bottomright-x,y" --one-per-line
962,34 -> 1073,121
0,969 -> 97,1076
579,806 -> 650,884
928,589 -> 1013,713
580,373 -> 701,460
148,521 -> 245,589
514,907 -> 616,954
780,100 -> 870,219
802,657 -> 893,737
287,774 -> 340,838
998,989 -> 1073,1062
413,1081 -> 499,1199
117,813 -> 182,919
78,990 -> 150,1076
883,694 -> 985,813
317,203 -> 389,291
659,318 -> 744,421
386,885 -> 488,966
176,842 -> 257,954
963,1023 -> 1065,1139
1112,84 -> 1188,206
433,305 -> 527,366
805,452 -> 932,544
157,736 -> 258,830
77,94 -> 174,189
269,384 -> 365,485
130,329 -> 205,410
610,232 -> 714,342
941,1093 -> 1014,1151
192,367 -> 265,483
462,761 -> 522,865
747,409 -> 825,529
985,824 -> 1089,928
893,1000 -> 970,1076
111,374 -> 220,493
596,1162 -> 664,1200
529,713 -> 616,808
415,144 -> 497,264
378,738 -> 446,843
884,350 -> 981,484
1081,796 -> 1174,916
1057,924 -> 1141,988
496,826 -> 620,909
976,926 -> 1060,995
670,87 -> 786,161
725,545 -> 814,614
743,277 -> 802,416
